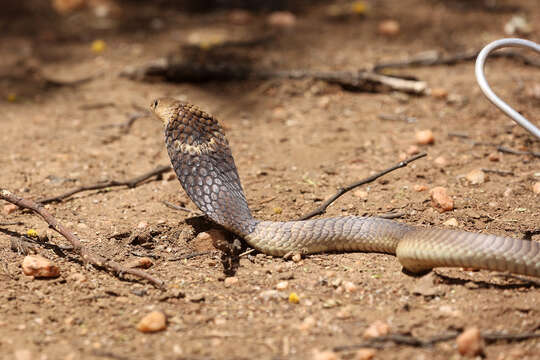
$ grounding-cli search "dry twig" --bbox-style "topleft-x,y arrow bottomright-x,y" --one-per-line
162,201 -> 197,213
299,152 -> 427,220
334,330 -> 540,352
0,189 -> 164,288
373,48 -> 540,72
124,58 -> 427,95
38,165 -> 172,204
497,146 -> 540,158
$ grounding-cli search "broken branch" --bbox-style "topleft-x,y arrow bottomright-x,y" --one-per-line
1,189 -> 164,288
38,165 -> 172,204
298,152 -> 427,220
334,330 -> 540,352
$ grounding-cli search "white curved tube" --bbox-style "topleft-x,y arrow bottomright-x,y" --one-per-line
475,38 -> 540,140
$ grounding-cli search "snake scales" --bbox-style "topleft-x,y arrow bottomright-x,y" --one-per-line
151,97 -> 540,277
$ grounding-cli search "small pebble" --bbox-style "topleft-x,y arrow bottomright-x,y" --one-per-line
430,186 -> 454,212
434,156 -> 447,167
430,87 -> 448,99
192,230 -> 228,252
443,218 -> 458,227
276,281 -> 288,290
343,281 -> 357,293
466,169 -> 486,185
298,316 -> 316,331
488,152 -> 500,162
228,9 -> 253,25
14,349 -> 32,360
312,350 -> 339,360
137,221 -> 148,229
456,327 -> 484,357
378,20 -> 400,36
127,257 -> 153,269
3,204 -> 18,215
438,305 -> 462,317
415,130 -> 435,145
267,11 -> 296,28
22,255 -> 60,278
288,292 -> 300,304
503,188 -> 512,197
224,276 -> 239,287
533,182 -> 540,194
259,289 -> 281,302
292,253 -> 302,262
413,184 -> 427,192
355,348 -> 376,360
363,320 -> 390,338
67,272 -> 86,283
406,145 -> 420,155
136,311 -> 167,333
354,190 -> 368,199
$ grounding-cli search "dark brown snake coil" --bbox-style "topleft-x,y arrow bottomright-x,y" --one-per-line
151,97 -> 540,277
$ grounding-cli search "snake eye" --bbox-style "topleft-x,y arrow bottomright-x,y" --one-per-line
151,99 -> 159,110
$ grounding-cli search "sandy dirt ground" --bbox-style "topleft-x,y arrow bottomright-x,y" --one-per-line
0,1 -> 539,359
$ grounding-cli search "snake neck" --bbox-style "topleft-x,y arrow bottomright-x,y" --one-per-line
164,104 -> 257,236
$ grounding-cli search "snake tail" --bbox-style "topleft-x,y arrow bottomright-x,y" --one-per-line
151,97 -> 540,278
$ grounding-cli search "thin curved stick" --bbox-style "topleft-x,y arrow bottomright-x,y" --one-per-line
475,38 -> 540,140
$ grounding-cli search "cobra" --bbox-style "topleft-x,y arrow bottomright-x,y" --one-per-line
151,97 -> 539,277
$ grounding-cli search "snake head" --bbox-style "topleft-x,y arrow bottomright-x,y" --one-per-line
150,97 -> 183,126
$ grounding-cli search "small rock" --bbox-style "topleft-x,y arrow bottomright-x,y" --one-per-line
312,350 -> 340,360
456,327 -> 484,357
14,349 -> 32,360
533,182 -> 540,194
430,87 -> 448,99
137,221 -> 148,230
136,311 -> 167,333
434,156 -> 447,167
289,292 -> 300,304
355,348 -> 376,360
466,169 -> 486,185
126,257 -> 153,269
224,276 -> 239,287
363,320 -> 390,338
443,218 -> 459,227
415,130 -> 435,145
3,204 -> 18,215
67,272 -> 86,283
438,305 -> 462,317
488,152 -> 500,162
430,186 -> 454,212
259,289 -> 281,302
191,230 -> 228,252
22,255 -> 60,278
292,253 -> 302,263
267,11 -> 296,28
276,281 -> 288,290
406,145 -> 421,155
378,20 -> 400,36
52,0 -> 85,14
503,188 -> 512,197
228,9 -> 253,25
343,281 -> 357,293
504,15 -> 532,35
413,184 -> 427,192
354,190 -> 368,199
298,316 -> 316,331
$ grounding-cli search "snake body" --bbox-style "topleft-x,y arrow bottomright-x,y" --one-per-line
151,98 -> 540,277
